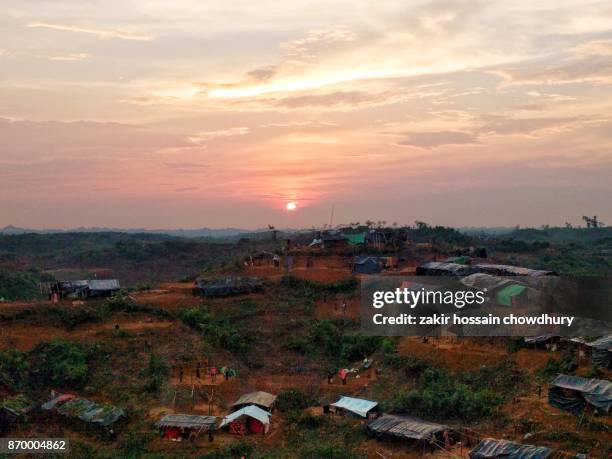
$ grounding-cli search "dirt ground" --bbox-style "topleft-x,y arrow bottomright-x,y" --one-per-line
1,253 -> 610,458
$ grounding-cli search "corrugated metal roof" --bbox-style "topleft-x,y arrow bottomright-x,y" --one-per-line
219,405 -> 271,428
156,414 -> 216,429
367,414 -> 448,440
87,279 -> 120,291
231,391 -> 276,409
469,438 -> 552,458
330,396 -> 378,418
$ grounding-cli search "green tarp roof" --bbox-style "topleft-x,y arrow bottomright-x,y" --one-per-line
496,284 -> 526,306
345,234 -> 365,245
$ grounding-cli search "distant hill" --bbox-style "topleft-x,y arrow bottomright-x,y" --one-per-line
0,225 -> 262,239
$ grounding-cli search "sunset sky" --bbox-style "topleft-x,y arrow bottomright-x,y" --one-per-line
1,1 -> 612,229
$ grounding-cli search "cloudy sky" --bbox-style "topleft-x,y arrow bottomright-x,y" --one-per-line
1,1 -> 612,229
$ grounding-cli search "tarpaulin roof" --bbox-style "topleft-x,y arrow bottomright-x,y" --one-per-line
330,396 -> 378,418
444,256 -> 471,265
43,394 -> 126,427
366,414 -> 449,441
586,335 -> 612,351
469,438 -> 552,458
1,395 -> 35,417
219,405 -> 270,428
417,262 -> 473,276
549,374 -> 611,413
87,279 -> 120,291
474,264 -> 556,277
460,273 -> 511,291
41,393 -> 74,410
346,234 -> 366,245
195,277 -> 263,297
354,256 -> 380,265
524,334 -> 557,345
586,335 -> 612,368
496,284 -> 527,306
231,391 -> 276,409
156,414 -> 216,429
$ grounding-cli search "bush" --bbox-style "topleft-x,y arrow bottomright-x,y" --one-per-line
538,356 -> 577,379
29,339 -> 88,388
384,367 -> 505,421
309,320 -> 341,357
0,268 -> 44,301
143,353 -> 169,393
276,389 -> 317,412
0,349 -> 29,389
507,337 -> 526,353
383,354 -> 430,375
339,335 -> 383,362
46,305 -> 109,329
180,307 -> 250,357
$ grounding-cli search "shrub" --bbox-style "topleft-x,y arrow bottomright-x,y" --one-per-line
383,354 -> 430,375
384,367 -> 505,421
309,320 -> 341,357
45,305 -> 109,329
339,335 -> 383,362
276,389 -> 317,412
143,353 -> 169,393
538,356 -> 577,379
29,339 -> 88,388
507,337 -> 526,353
0,349 -> 29,389
0,268 -> 44,301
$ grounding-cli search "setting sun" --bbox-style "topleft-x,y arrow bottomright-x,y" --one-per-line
285,202 -> 297,211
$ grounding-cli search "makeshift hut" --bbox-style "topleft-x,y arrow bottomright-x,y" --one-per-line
48,279 -> 120,299
548,374 -> 611,416
219,405 -> 271,435
416,262 -> 474,276
524,335 -> 559,348
366,414 -> 453,447
469,438 -> 552,458
353,256 -> 382,274
329,396 -> 378,419
87,279 -> 121,297
156,414 -> 216,441
42,393 -> 126,434
0,395 -> 36,434
248,251 -> 275,266
473,264 -> 556,277
322,234 -> 348,250
230,391 -> 276,412
194,277 -> 263,297
585,335 -> 612,369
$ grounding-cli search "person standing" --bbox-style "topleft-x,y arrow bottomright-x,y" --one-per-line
210,366 -> 217,383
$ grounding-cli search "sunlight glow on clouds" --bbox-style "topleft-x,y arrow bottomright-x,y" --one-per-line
1,0 -> 611,228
